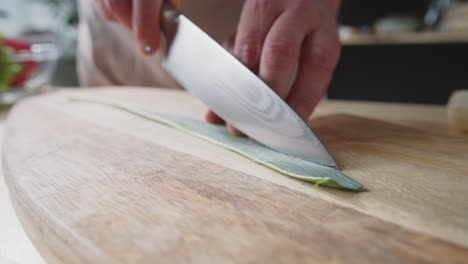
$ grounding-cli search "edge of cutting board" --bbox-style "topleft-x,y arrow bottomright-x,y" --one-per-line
3,88 -> 468,263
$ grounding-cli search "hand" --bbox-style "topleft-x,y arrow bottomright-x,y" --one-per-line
96,0 -> 182,54
206,0 -> 342,136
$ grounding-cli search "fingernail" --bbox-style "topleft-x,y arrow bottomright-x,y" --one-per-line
140,42 -> 157,56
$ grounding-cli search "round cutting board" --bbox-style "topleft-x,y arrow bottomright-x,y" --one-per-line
3,87 -> 468,263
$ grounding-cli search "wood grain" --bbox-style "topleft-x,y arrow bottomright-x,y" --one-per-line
3,87 -> 468,264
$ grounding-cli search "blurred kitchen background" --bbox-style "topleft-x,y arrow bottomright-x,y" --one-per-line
0,0 -> 467,105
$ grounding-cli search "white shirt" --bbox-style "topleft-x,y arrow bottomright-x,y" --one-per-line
77,0 -> 181,88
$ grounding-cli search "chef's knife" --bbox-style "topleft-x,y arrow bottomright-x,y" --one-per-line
159,5 -> 336,168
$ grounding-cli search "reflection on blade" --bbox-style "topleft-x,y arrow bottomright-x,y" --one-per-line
159,6 -> 336,167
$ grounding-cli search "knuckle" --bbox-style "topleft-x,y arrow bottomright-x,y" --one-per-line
235,38 -> 262,70
308,41 -> 340,72
290,0 -> 312,12
249,0 -> 271,11
263,38 -> 297,71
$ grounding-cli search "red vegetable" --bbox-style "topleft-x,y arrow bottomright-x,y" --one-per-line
4,38 -> 38,86
4,38 -> 31,51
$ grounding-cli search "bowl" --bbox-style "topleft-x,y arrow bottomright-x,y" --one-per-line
0,41 -> 59,105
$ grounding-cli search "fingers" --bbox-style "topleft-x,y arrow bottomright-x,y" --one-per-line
223,31 -> 246,136
205,110 -> 225,125
223,31 -> 236,54
328,0 -> 342,15
96,0 -> 117,21
98,0 -> 132,25
133,0 -> 163,55
234,0 -> 282,73
204,32 -> 234,128
227,124 -> 246,137
205,32 -> 246,136
205,111 -> 245,137
98,0 -> 180,55
259,11 -> 305,99
286,28 -> 341,120
204,33 -> 236,125
168,0 -> 182,10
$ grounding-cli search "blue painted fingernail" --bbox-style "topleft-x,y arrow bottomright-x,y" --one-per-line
141,43 -> 157,55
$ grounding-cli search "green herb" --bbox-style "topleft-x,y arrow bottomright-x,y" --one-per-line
0,35 -> 22,92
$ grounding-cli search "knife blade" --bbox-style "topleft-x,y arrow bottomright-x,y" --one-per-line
159,5 -> 336,168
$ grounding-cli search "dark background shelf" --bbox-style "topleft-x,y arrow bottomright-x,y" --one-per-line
328,42 -> 468,104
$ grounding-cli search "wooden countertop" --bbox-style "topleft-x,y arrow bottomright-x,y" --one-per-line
341,31 -> 468,45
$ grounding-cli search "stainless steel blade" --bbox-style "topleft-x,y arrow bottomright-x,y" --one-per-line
159,6 -> 336,167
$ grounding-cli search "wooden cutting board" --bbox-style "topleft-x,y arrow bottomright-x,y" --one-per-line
3,87 -> 468,264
